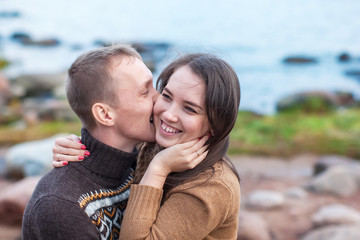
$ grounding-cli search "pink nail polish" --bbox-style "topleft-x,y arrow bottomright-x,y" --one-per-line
81,145 -> 86,150
78,140 -> 82,143
78,156 -> 84,160
63,161 -> 68,166
84,151 -> 90,156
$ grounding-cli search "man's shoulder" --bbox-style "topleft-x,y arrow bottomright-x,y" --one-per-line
29,165 -> 89,205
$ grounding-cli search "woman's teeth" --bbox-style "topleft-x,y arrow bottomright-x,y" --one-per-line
161,122 -> 180,133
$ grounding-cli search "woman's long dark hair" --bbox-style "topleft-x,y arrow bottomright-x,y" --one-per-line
155,53 -> 241,193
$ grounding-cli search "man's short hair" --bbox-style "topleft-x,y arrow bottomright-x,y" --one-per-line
66,44 -> 142,130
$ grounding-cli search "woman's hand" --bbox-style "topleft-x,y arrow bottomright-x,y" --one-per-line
139,135 -> 209,189
52,134 -> 89,167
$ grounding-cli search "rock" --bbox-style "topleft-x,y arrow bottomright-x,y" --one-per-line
0,73 -> 10,106
0,11 -> 20,18
285,187 -> 308,199
301,224 -> 360,240
312,204 -> 360,228
306,166 -> 358,197
334,91 -> 356,107
276,91 -> 338,113
344,69 -> 360,81
10,32 -> 31,43
11,72 -> 67,98
5,134 -> 70,177
313,155 -> 353,176
282,56 -> 318,64
337,52 -> 351,62
21,38 -> 61,47
246,190 -> 285,209
93,39 -> 111,47
0,176 -> 41,226
22,98 -> 76,122
237,211 -> 272,240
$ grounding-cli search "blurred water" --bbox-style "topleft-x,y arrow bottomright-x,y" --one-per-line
1,0 -> 360,114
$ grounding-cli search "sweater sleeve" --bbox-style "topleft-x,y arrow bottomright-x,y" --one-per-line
120,176 -> 235,240
22,196 -> 100,240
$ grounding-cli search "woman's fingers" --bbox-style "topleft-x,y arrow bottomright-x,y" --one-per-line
192,150 -> 208,168
53,145 -> 87,157
52,160 -> 68,168
52,136 -> 89,168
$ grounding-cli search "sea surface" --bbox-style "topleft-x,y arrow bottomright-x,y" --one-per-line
1,0 -> 360,114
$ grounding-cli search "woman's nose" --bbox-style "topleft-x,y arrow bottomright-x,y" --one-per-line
162,106 -> 178,122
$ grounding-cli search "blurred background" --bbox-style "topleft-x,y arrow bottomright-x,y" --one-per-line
1,1 -> 360,239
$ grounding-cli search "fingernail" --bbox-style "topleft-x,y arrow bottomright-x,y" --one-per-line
198,137 -> 203,140
78,140 -> 82,143
84,151 -> 90,156
207,133 -> 212,137
63,161 -> 68,166
78,156 -> 84,160
81,145 -> 86,150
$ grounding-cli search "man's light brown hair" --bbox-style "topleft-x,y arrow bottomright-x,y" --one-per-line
66,44 -> 142,130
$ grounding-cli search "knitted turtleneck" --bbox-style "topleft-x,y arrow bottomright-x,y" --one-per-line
76,128 -> 137,185
22,128 -> 138,240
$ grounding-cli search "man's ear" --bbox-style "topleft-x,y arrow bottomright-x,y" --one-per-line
92,103 -> 116,127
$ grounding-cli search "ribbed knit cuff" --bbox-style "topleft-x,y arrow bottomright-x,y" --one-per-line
126,184 -> 163,220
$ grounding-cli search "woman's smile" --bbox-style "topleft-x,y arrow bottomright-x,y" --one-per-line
154,65 -> 210,148
160,120 -> 182,134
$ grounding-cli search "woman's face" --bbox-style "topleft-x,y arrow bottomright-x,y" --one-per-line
154,65 -> 210,148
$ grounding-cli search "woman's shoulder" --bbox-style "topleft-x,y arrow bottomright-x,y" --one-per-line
171,161 -> 240,197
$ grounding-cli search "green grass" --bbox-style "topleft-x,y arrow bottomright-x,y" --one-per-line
0,120 -> 81,145
1,109 -> 360,158
229,109 -> 360,158
0,57 -> 10,69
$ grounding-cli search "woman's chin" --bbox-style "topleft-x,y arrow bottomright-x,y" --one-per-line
155,137 -> 176,148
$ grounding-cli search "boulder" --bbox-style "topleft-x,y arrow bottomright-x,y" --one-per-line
10,32 -> 31,43
0,176 -> 41,225
0,11 -> 20,18
337,52 -> 352,62
22,98 -> 76,122
313,155 -> 354,176
306,166 -> 358,197
11,72 -> 66,98
301,224 -> 360,240
312,204 -> 360,228
5,134 -> 70,178
0,73 -> 10,106
282,56 -> 318,64
245,190 -> 285,210
285,187 -> 308,199
237,211 -> 272,240
276,91 -> 338,113
344,69 -> 360,81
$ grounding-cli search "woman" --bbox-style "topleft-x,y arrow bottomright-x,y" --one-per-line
53,53 -> 241,239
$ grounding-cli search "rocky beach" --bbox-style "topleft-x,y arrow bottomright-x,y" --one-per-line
1,150 -> 360,240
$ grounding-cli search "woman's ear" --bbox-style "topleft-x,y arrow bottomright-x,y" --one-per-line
92,103 -> 115,127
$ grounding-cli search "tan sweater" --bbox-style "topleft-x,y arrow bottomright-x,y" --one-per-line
120,161 -> 241,240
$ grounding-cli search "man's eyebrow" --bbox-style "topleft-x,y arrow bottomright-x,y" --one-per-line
145,79 -> 152,87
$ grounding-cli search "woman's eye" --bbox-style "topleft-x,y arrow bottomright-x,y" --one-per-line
162,93 -> 171,100
185,106 -> 197,114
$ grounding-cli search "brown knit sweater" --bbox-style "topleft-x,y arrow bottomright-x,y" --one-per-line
120,161 -> 241,239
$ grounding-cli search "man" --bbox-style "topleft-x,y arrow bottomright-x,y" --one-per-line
22,45 -> 158,239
